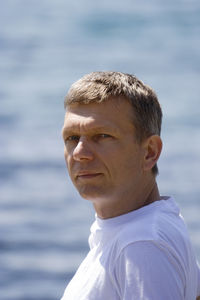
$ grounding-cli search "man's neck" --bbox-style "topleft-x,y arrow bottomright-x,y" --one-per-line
93,181 -> 161,220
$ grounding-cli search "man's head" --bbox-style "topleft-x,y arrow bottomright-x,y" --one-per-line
62,72 -> 163,218
64,71 -> 162,175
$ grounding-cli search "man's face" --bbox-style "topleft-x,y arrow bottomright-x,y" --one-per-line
62,98 -> 146,212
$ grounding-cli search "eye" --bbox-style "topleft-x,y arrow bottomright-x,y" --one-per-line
94,133 -> 112,141
99,134 -> 111,138
65,135 -> 80,143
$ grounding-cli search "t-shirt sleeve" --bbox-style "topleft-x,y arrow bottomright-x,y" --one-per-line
112,240 -> 185,300
197,261 -> 200,297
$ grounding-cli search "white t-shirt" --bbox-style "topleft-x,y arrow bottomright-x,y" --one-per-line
61,197 -> 200,299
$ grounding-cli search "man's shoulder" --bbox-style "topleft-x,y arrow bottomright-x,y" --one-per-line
114,208 -> 160,253
112,198 -> 187,257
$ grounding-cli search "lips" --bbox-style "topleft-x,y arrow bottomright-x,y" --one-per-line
76,172 -> 102,180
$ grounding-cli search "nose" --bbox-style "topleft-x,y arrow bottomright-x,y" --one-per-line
73,137 -> 94,162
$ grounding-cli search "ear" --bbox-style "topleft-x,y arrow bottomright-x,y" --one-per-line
143,135 -> 162,172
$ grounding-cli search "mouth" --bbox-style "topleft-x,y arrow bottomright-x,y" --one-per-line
76,172 -> 102,180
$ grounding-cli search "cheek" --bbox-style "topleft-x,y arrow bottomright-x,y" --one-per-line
64,149 -> 71,169
64,148 -> 68,163
117,149 -> 143,175
101,150 -> 125,177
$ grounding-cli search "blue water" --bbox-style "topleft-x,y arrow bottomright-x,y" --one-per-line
0,0 -> 200,299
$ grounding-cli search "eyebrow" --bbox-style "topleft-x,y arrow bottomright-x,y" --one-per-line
62,125 -> 118,137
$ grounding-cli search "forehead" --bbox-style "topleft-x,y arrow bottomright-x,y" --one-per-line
63,99 -> 135,133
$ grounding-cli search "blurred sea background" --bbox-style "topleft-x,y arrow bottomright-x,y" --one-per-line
0,0 -> 200,299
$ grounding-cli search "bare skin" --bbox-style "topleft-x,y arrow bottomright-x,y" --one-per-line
62,97 -> 162,219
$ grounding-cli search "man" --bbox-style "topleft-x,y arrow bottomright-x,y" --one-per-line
61,71 -> 200,299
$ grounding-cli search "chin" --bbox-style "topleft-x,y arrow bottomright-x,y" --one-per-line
78,186 -> 106,201
79,192 -> 102,201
